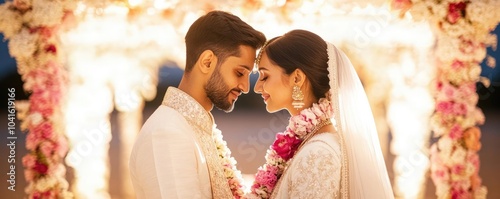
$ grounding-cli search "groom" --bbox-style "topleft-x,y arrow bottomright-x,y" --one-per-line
129,11 -> 266,198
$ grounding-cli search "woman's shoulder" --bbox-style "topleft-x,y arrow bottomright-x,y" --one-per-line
295,132 -> 341,159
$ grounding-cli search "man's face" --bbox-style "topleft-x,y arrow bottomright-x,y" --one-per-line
205,45 -> 256,112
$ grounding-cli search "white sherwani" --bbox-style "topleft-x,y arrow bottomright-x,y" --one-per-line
271,132 -> 342,199
129,87 -> 233,199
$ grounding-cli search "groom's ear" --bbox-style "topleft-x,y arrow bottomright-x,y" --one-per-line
197,50 -> 217,74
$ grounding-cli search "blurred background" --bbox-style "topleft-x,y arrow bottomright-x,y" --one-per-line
1,0 -> 499,199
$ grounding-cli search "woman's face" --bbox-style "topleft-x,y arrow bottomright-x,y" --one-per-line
254,52 -> 294,113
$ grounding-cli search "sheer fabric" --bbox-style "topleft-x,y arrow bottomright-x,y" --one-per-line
327,43 -> 394,199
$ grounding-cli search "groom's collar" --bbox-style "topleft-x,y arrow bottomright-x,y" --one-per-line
162,87 -> 214,134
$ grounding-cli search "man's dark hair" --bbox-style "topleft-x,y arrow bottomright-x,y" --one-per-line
184,11 -> 266,72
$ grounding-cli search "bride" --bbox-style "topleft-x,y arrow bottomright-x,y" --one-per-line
245,30 -> 394,198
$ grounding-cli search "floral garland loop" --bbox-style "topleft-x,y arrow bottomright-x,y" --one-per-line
243,98 -> 333,199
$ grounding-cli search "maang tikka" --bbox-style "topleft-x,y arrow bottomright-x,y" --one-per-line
292,85 -> 304,109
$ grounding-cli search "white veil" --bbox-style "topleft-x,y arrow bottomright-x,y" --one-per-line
327,42 -> 394,199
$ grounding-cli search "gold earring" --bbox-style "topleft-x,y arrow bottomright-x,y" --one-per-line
292,85 -> 304,109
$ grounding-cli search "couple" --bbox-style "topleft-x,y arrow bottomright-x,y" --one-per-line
129,10 -> 394,199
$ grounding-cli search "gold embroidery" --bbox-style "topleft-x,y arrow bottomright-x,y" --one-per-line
290,146 -> 339,198
163,87 -> 233,198
272,135 -> 341,199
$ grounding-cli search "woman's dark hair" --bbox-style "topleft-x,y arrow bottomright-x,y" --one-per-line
184,11 -> 266,72
261,29 -> 330,99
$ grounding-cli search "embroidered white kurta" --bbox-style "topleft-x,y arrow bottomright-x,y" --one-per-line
129,87 -> 232,199
271,132 -> 342,199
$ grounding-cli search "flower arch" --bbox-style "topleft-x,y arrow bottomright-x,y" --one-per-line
0,0 -> 498,198
0,0 -> 77,198
392,0 -> 499,198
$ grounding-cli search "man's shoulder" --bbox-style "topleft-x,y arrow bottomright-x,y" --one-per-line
140,105 -> 191,136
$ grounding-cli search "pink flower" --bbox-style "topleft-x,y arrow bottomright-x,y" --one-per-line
311,105 -> 325,120
254,166 -> 279,190
39,27 -> 55,40
447,2 -> 467,24
249,97 -> 332,197
32,122 -> 54,139
303,111 -> 318,127
451,60 -> 465,69
271,133 -> 301,161
436,81 -> 444,91
318,98 -> 333,117
254,165 -> 279,192
431,167 -> 450,184
40,141 -> 55,158
452,103 -> 467,115
467,152 -> 480,172
22,154 -> 37,168
29,93 -> 54,118
25,132 -> 41,151
451,181 -> 472,199
289,116 -> 308,137
24,169 -> 35,182
458,83 -> 475,96
451,164 -> 465,175
441,83 -> 457,100
449,124 -> 464,140
45,44 -> 57,54
32,190 -> 55,199
33,161 -> 48,175
436,101 -> 454,115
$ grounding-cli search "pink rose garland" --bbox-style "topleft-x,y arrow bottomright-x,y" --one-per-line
244,98 -> 333,198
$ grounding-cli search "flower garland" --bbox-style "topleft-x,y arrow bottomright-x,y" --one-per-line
0,0 -> 76,198
392,0 -> 499,198
244,98 -> 333,199
213,126 -> 246,198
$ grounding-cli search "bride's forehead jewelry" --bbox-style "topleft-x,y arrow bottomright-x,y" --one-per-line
253,40 -> 271,73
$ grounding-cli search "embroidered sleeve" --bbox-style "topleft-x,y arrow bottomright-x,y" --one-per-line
287,140 -> 341,199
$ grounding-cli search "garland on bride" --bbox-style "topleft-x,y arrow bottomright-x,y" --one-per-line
0,0 -> 77,198
243,98 -> 333,199
392,0 -> 499,198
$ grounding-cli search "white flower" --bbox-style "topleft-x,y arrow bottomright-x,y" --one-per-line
60,0 -> 78,10
34,176 -> 58,192
30,112 -> 43,125
31,0 -> 64,26
8,28 -> 39,59
474,186 -> 488,199
435,183 -> 451,199
450,146 -> 467,165
468,65 -> 482,81
0,2 -> 23,39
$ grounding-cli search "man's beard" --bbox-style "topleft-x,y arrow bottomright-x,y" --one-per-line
205,69 -> 239,112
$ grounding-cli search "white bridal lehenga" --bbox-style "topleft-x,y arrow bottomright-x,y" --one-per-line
272,133 -> 342,198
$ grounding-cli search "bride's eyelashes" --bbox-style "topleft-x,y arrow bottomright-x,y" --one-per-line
259,76 -> 268,81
